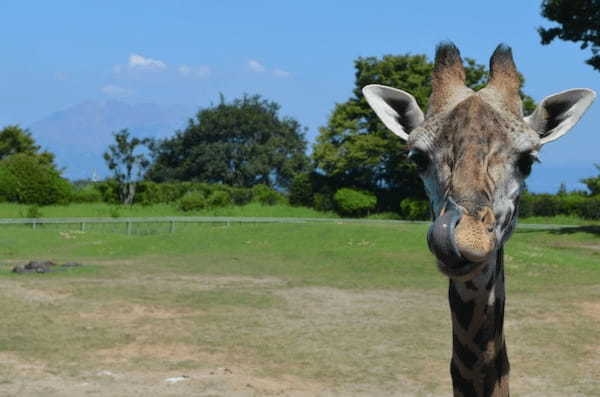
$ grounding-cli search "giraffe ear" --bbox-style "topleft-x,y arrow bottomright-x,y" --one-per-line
525,88 -> 596,145
363,84 -> 425,141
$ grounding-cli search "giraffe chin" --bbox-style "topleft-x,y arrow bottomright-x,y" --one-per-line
436,259 -> 487,281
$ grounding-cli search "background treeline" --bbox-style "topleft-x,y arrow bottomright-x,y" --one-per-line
1,50 -> 599,221
4,176 -> 600,221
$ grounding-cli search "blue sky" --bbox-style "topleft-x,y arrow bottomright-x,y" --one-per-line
0,1 -> 598,192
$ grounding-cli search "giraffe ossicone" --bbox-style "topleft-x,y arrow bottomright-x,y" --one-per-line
364,42 -> 595,396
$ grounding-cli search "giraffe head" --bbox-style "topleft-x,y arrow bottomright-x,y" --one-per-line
364,42 -> 595,280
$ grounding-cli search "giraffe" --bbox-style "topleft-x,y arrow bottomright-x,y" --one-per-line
363,42 -> 596,396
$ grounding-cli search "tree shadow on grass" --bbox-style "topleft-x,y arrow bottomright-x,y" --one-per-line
548,226 -> 600,236
515,226 -> 600,236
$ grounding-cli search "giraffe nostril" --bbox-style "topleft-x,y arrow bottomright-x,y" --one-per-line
479,207 -> 496,230
428,202 -> 465,270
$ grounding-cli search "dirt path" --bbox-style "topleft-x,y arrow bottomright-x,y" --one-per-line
0,273 -> 598,396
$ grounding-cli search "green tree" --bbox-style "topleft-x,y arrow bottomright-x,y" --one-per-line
313,54 -> 535,205
0,125 -> 55,166
103,129 -> 151,204
0,153 -> 71,205
147,94 -> 309,188
539,0 -> 600,71
582,164 -> 600,195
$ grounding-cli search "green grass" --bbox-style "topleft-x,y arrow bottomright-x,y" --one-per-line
0,201 -> 342,239
0,222 -> 598,395
0,222 -> 597,290
1,202 -> 600,227
520,214 -> 600,225
0,201 -> 338,219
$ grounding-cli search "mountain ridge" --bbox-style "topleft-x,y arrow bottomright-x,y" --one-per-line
27,100 -> 194,180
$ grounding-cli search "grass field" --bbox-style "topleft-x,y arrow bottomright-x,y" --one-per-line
0,202 -> 339,219
0,221 -> 598,395
1,202 -> 599,227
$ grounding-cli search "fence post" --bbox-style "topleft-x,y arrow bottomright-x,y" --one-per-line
169,220 -> 175,233
81,222 -> 86,232
127,221 -> 132,235
32,220 -> 36,230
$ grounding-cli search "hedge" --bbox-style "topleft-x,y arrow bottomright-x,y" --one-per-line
519,192 -> 600,220
333,188 -> 377,217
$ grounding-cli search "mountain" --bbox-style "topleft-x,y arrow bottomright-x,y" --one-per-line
28,100 -> 194,180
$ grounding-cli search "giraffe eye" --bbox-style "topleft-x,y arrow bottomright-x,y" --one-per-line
408,149 -> 430,173
517,152 -> 539,176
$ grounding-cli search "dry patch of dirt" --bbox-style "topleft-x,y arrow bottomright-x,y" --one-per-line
0,352 -> 47,375
0,279 -> 450,396
0,280 -> 71,303
78,302 -> 202,322
72,272 -> 286,290
95,342 -> 202,363
1,273 -> 596,396
0,365 -> 436,397
580,301 -> 600,322
0,348 -> 329,397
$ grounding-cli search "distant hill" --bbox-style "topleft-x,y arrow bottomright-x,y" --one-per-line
28,100 -> 194,180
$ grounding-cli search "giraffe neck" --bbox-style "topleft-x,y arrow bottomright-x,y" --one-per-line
448,247 -> 509,397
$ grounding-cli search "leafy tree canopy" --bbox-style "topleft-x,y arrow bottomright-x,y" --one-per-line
0,125 -> 55,166
582,164 -> 600,195
147,94 -> 309,188
312,53 -> 535,201
0,153 -> 71,205
539,0 -> 600,71
103,129 -> 151,204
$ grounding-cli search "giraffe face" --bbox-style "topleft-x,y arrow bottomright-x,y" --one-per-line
363,43 -> 595,281
408,95 -> 540,279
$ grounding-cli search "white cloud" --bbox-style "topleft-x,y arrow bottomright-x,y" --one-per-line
273,68 -> 290,78
196,65 -> 211,78
178,65 -> 192,76
248,59 -> 265,73
101,84 -> 133,98
178,64 -> 211,78
128,53 -> 167,70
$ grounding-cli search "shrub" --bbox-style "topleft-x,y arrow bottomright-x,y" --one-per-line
230,187 -> 253,205
333,188 -> 377,217
252,184 -> 285,205
518,193 -> 534,218
531,194 -> 561,217
109,206 -> 121,218
134,181 -> 163,205
313,192 -> 335,212
0,154 -> 72,205
21,205 -> 43,218
577,196 -> 600,219
178,191 -> 207,212
289,173 -> 314,207
519,192 -> 599,219
94,180 -> 120,203
558,194 -> 587,216
207,190 -> 232,208
71,184 -> 102,203
399,198 -> 430,220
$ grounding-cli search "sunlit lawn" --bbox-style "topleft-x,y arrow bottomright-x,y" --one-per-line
0,221 -> 598,395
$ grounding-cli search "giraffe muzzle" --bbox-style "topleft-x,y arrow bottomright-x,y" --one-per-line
428,199 -> 496,278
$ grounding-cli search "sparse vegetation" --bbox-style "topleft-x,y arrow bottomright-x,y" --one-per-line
0,222 -> 597,395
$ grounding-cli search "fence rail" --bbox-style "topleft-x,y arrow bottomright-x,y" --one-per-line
0,216 -> 587,234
